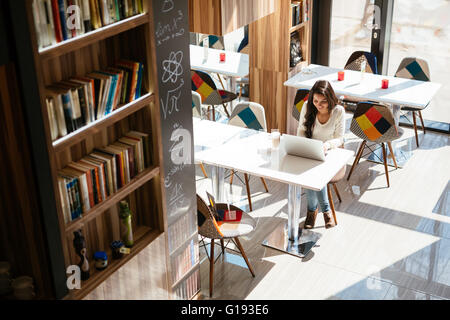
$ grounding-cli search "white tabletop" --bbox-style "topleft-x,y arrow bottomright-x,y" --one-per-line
284,64 -> 442,109
194,119 -> 354,191
190,45 -> 249,78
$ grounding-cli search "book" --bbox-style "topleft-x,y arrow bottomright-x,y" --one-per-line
46,97 -> 59,141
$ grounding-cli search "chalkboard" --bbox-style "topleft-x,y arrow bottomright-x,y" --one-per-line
151,0 -> 196,222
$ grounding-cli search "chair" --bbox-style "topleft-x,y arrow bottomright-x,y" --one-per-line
342,51 -> 379,112
236,32 -> 249,100
228,102 -> 269,211
191,70 -> 237,120
199,35 -> 224,50
344,51 -> 378,74
394,57 -> 430,147
192,91 -> 208,178
292,89 -> 310,122
197,194 -> 256,297
347,102 -> 401,187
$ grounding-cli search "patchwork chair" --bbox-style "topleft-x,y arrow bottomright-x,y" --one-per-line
197,194 -> 256,297
343,51 -> 379,112
394,57 -> 430,147
228,102 -> 269,211
191,70 -> 237,120
192,91 -> 208,178
199,35 -> 225,50
236,32 -> 249,99
292,89 -> 310,122
344,51 -> 378,74
347,102 -> 401,187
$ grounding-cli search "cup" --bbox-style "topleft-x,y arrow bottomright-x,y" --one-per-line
271,129 -> 281,149
337,71 -> 345,81
381,79 -> 389,89
12,276 -> 35,300
220,53 -> 226,62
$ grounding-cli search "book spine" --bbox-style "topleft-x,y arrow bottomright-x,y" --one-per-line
58,0 -> 69,40
81,0 -> 92,32
51,0 -> 63,42
60,92 -> 74,133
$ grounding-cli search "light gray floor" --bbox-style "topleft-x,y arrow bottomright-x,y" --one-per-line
195,115 -> 450,300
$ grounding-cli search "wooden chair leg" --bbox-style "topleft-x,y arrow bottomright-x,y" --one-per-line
220,239 -> 225,255
327,185 -> 338,225
260,177 -> 269,193
230,170 -> 235,185
382,143 -> 390,187
418,110 -> 425,134
387,142 -> 398,169
332,183 -> 342,203
199,163 -> 208,178
212,106 -> 216,122
234,237 -> 255,277
209,239 -> 215,297
347,140 -> 366,181
412,111 -> 419,147
244,173 -> 253,211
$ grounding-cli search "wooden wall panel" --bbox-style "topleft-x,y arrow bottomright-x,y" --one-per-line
221,0 -> 276,35
189,0 -> 276,36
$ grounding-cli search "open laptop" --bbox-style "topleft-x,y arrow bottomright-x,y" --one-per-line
282,134 -> 326,161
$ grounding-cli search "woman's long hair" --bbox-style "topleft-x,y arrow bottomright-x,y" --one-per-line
303,80 -> 338,138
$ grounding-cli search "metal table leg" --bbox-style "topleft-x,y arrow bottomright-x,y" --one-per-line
211,165 -> 225,202
262,184 -> 321,258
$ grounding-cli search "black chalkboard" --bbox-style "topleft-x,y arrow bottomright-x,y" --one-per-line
151,0 -> 196,222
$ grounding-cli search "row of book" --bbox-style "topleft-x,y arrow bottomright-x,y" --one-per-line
168,212 -> 197,255
291,0 -> 310,27
172,239 -> 199,284
32,0 -> 144,50
174,269 -> 200,300
57,130 -> 152,224
46,60 -> 144,141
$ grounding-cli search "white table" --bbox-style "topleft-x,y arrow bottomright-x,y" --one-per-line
284,64 -> 441,109
190,45 -> 249,79
194,118 -> 354,257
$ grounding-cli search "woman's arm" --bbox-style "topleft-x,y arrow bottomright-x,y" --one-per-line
324,106 -> 345,150
296,103 -> 308,137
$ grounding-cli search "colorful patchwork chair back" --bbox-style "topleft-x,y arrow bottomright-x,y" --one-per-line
199,35 -> 224,50
228,102 -> 267,131
344,51 -> 378,74
237,33 -> 249,54
350,102 -> 398,143
395,57 -> 430,82
197,194 -> 224,239
292,89 -> 309,121
192,91 -> 202,118
191,70 -> 237,106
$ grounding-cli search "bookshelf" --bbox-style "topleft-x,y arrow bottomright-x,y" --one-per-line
249,0 -> 313,133
18,0 -> 200,300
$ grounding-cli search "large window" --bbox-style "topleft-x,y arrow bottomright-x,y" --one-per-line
387,0 -> 450,124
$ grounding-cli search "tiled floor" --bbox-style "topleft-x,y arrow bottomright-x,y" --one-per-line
194,114 -> 450,300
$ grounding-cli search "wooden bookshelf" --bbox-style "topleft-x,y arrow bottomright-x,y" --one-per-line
52,93 -> 154,153
39,13 -> 149,61
22,0 -> 170,299
249,0 -> 313,133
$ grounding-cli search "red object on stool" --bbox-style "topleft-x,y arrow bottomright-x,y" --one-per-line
381,79 -> 389,89
338,71 -> 345,81
220,53 -> 226,62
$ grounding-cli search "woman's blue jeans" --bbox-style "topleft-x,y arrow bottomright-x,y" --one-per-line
306,187 -> 330,213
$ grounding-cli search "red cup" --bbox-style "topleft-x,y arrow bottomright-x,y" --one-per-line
220,53 -> 226,62
381,79 -> 389,89
338,71 -> 345,81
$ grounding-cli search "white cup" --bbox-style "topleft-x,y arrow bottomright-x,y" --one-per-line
271,131 -> 281,149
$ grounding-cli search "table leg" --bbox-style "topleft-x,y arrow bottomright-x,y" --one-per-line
211,165 -> 225,202
262,184 -> 321,258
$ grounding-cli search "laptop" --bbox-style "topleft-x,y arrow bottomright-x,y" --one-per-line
282,134 -> 326,161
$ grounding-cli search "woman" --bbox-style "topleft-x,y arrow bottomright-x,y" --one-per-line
297,80 -> 345,229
